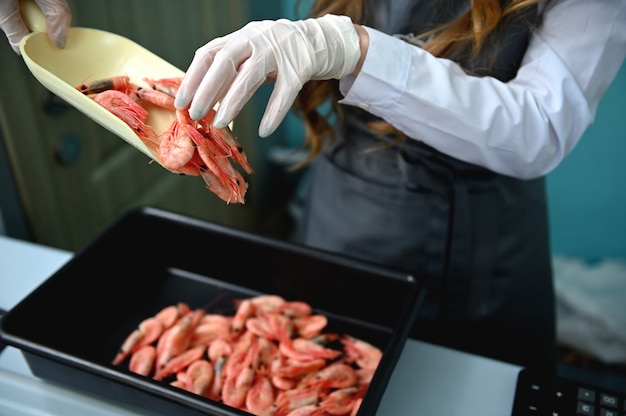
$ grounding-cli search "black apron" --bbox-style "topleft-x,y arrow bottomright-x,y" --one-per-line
296,0 -> 556,370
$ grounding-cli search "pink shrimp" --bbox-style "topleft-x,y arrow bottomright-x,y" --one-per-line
132,85 -> 176,110
154,303 -> 191,329
77,75 -> 131,95
191,316 -> 232,346
280,337 -> 342,362
93,90 -> 157,146
169,109 -> 247,203
198,108 -> 254,174
155,309 -> 204,371
112,317 -> 164,366
195,162 -> 247,204
184,359 -> 214,397
222,341 -> 257,409
284,405 -> 325,416
222,331 -> 256,381
305,362 -> 357,390
340,335 -> 383,371
318,387 -> 363,416
273,385 -> 322,415
270,354 -> 297,391
143,77 -> 183,97
250,295 -> 287,315
245,316 -> 276,340
231,298 -> 255,334
208,338 -> 232,400
350,397 -> 363,416
128,344 -> 157,377
158,112 -> 200,171
279,301 -> 313,319
192,126 -> 247,203
294,315 -> 328,339
154,345 -> 206,381
245,373 -> 275,414
276,358 -> 327,379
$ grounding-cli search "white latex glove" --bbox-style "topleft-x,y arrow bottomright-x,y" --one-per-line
174,14 -> 361,138
0,0 -> 71,55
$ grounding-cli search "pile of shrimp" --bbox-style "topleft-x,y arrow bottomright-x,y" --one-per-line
111,294 -> 382,416
76,75 -> 252,204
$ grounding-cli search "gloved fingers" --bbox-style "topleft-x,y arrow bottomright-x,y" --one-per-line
33,0 -> 71,49
257,76 -> 303,138
0,0 -> 28,54
213,56 -> 272,130
174,35 -> 230,112
186,37 -> 254,121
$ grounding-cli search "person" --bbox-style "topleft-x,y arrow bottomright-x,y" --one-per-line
172,0 -> 626,370
4,0 -> 625,370
0,0 -> 71,55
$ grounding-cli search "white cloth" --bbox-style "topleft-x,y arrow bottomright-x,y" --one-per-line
339,0 -> 626,179
553,255 -> 626,364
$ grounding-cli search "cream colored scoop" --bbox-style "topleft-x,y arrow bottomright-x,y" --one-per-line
18,0 -> 191,167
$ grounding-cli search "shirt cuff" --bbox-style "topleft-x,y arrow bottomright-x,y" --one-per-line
339,27 -> 416,112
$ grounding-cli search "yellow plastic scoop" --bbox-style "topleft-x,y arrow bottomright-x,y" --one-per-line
18,0 -> 186,167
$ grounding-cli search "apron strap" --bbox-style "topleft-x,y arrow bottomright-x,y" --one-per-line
397,148 -> 501,320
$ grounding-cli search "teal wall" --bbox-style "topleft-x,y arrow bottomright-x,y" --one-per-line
547,62 -> 626,260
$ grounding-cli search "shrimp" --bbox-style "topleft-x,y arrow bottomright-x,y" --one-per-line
155,309 -> 204,370
184,359 -> 214,396
143,77 -> 183,97
192,125 -> 247,203
197,163 -> 247,204
76,75 -> 131,95
340,335 -> 382,371
294,315 -> 328,339
154,345 -> 206,381
208,338 -> 232,400
280,337 -> 342,362
222,331 -> 256,381
158,118 -> 198,171
222,343 -> 257,409
154,303 -> 191,329
93,90 -> 158,146
112,317 -> 164,366
246,316 -> 276,340
129,344 -> 157,377
306,362 -> 357,390
132,86 -> 176,110
168,109 -> 247,203
318,387 -> 363,416
270,354 -> 297,391
198,108 -> 254,174
250,295 -> 287,315
276,358 -> 327,379
279,301 -> 313,319
274,385 -> 322,415
284,405 -> 325,416
231,298 -> 255,334
191,317 -> 232,346
245,373 -> 275,415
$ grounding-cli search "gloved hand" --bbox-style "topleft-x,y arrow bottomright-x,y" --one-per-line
175,14 -> 361,138
0,0 -> 71,55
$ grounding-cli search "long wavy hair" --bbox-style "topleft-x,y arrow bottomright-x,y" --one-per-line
291,0 -> 539,166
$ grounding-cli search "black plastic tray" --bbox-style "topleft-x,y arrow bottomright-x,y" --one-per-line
0,206 -> 423,416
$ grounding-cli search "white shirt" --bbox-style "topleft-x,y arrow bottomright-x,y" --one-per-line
339,0 -> 626,179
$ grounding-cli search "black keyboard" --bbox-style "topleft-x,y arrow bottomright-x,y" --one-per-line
512,368 -> 626,416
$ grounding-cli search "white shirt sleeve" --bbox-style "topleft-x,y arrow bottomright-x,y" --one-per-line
338,0 -> 626,179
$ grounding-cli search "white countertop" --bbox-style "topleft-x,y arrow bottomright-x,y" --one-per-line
0,235 -> 522,416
